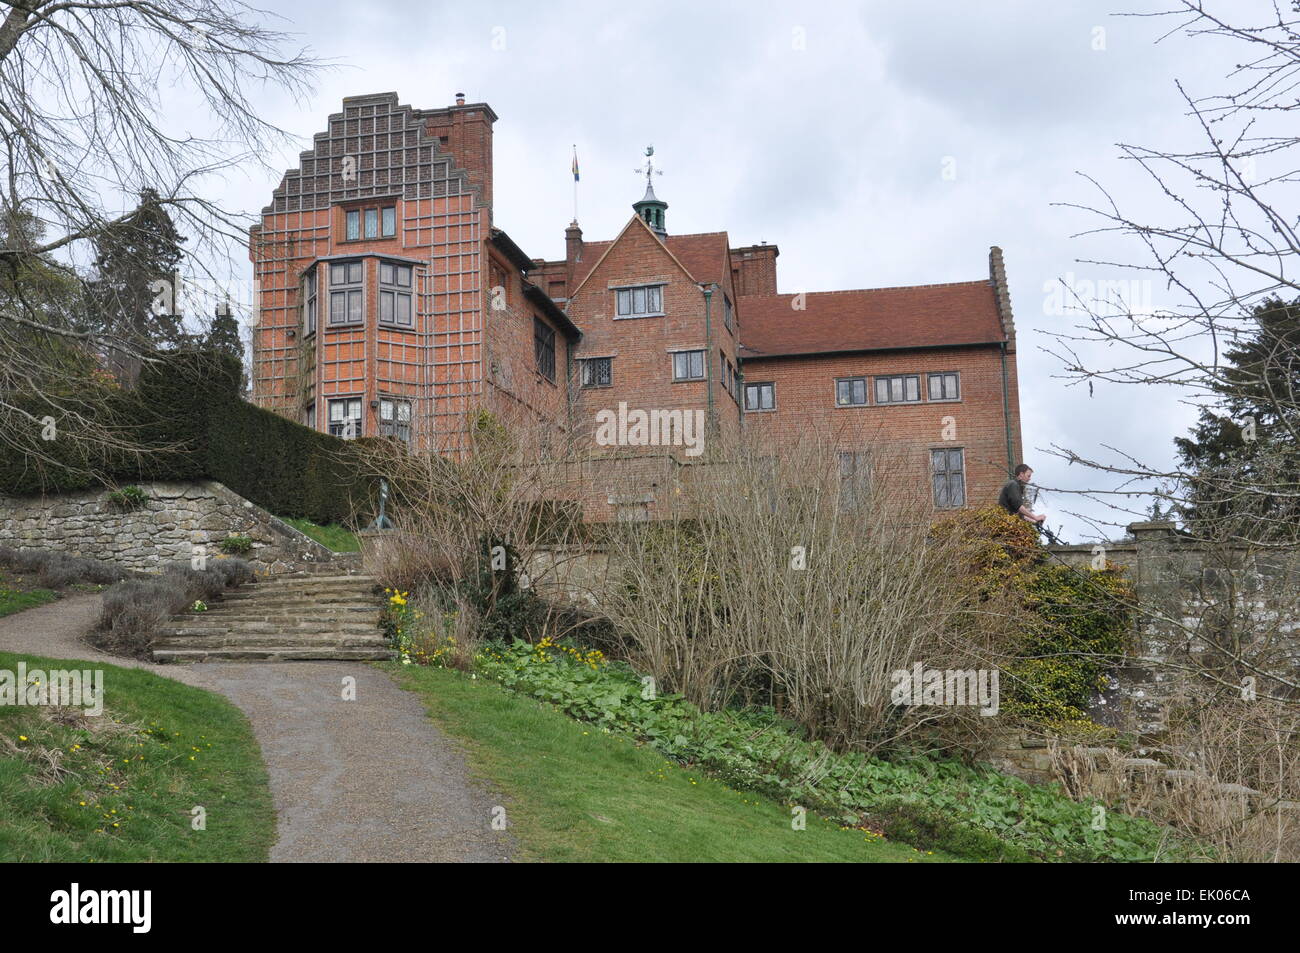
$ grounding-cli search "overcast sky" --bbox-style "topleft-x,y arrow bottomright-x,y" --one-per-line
206,0 -> 1257,541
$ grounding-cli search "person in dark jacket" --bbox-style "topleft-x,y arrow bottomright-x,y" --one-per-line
999,464 -> 1046,527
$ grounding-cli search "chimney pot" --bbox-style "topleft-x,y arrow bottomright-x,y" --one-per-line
455,92 -> 466,106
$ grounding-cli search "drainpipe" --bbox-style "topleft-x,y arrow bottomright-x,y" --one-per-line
1000,341 -> 1014,474
564,335 -> 573,432
702,283 -> 716,437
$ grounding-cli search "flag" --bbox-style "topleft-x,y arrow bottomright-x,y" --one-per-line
572,147 -> 580,182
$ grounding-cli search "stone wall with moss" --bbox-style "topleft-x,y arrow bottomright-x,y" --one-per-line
0,480 -> 352,576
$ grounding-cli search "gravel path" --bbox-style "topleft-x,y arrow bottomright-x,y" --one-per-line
0,593 -> 512,863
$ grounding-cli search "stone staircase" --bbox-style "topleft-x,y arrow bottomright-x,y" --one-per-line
152,572 -> 393,662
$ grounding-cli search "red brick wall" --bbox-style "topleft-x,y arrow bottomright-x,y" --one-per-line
419,103 -> 495,211
482,247 -> 571,447
740,344 -> 1022,508
251,193 -> 490,450
730,243 -> 779,296
565,220 -> 743,460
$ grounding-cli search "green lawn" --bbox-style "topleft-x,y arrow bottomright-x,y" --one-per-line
280,517 -> 361,553
0,651 -> 275,862
389,663 -> 956,863
0,571 -> 57,618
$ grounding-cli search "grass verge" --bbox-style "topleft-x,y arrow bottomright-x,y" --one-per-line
280,517 -> 361,553
0,575 -> 57,618
387,662 -> 954,863
0,651 -> 275,861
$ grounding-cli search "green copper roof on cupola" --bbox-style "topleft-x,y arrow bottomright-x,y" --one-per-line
632,144 -> 667,238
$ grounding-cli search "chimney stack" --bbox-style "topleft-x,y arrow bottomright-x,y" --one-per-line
565,221 -> 584,292
988,245 -> 1016,349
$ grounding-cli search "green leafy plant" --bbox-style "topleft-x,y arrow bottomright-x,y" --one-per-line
218,535 -> 253,555
932,508 -> 1135,732
472,637 -> 1189,863
380,587 -> 470,669
105,485 -> 146,510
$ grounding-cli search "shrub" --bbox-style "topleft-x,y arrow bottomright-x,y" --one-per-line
474,636 -> 1188,862
89,558 -> 253,658
0,546 -> 129,589
219,535 -> 253,555
206,398 -> 378,524
596,432 -> 1002,754
381,584 -> 478,669
930,507 -> 1135,732
0,349 -> 375,525
105,485 -> 147,510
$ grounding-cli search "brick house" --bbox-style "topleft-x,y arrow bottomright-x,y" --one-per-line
250,92 -> 1023,519
249,92 -> 577,454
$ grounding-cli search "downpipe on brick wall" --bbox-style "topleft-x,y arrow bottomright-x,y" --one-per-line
702,283 -> 716,439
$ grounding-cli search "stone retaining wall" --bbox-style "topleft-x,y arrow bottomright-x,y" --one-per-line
0,480 -> 351,576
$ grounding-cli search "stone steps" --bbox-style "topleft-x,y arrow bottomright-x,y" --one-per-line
216,594 -> 379,609
159,634 -> 389,650
152,572 -> 392,663
154,646 -> 393,662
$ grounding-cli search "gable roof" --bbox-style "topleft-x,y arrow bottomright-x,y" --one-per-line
738,281 -> 1006,359
569,224 -> 732,290
568,216 -> 721,301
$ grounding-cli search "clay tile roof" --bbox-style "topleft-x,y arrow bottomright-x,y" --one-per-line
661,231 -> 730,287
738,281 -> 1006,359
572,241 -> 612,285
571,230 -> 731,288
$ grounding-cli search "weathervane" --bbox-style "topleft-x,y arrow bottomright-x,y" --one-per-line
634,145 -> 663,187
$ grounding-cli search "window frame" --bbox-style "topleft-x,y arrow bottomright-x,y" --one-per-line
835,376 -> 868,407
614,283 -> 665,319
378,397 -> 412,444
328,259 -> 364,327
327,397 -> 363,439
580,356 -> 613,388
838,450 -> 870,509
875,374 -> 922,405
343,204 -> 396,242
534,316 -> 556,382
927,371 -> 961,402
378,260 -> 414,329
931,448 -> 966,508
744,381 -> 775,412
488,260 -> 508,310
671,349 -> 706,382
302,266 -> 318,336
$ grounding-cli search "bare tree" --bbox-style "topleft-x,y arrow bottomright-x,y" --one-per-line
1047,1 -> 1300,546
1042,3 -> 1300,853
0,0 -> 322,487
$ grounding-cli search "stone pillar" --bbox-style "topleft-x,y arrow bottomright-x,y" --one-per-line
357,528 -> 398,577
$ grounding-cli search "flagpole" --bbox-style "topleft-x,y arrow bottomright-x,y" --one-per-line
572,144 -> 578,223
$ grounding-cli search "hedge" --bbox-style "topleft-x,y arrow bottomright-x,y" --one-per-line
0,350 -> 375,526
